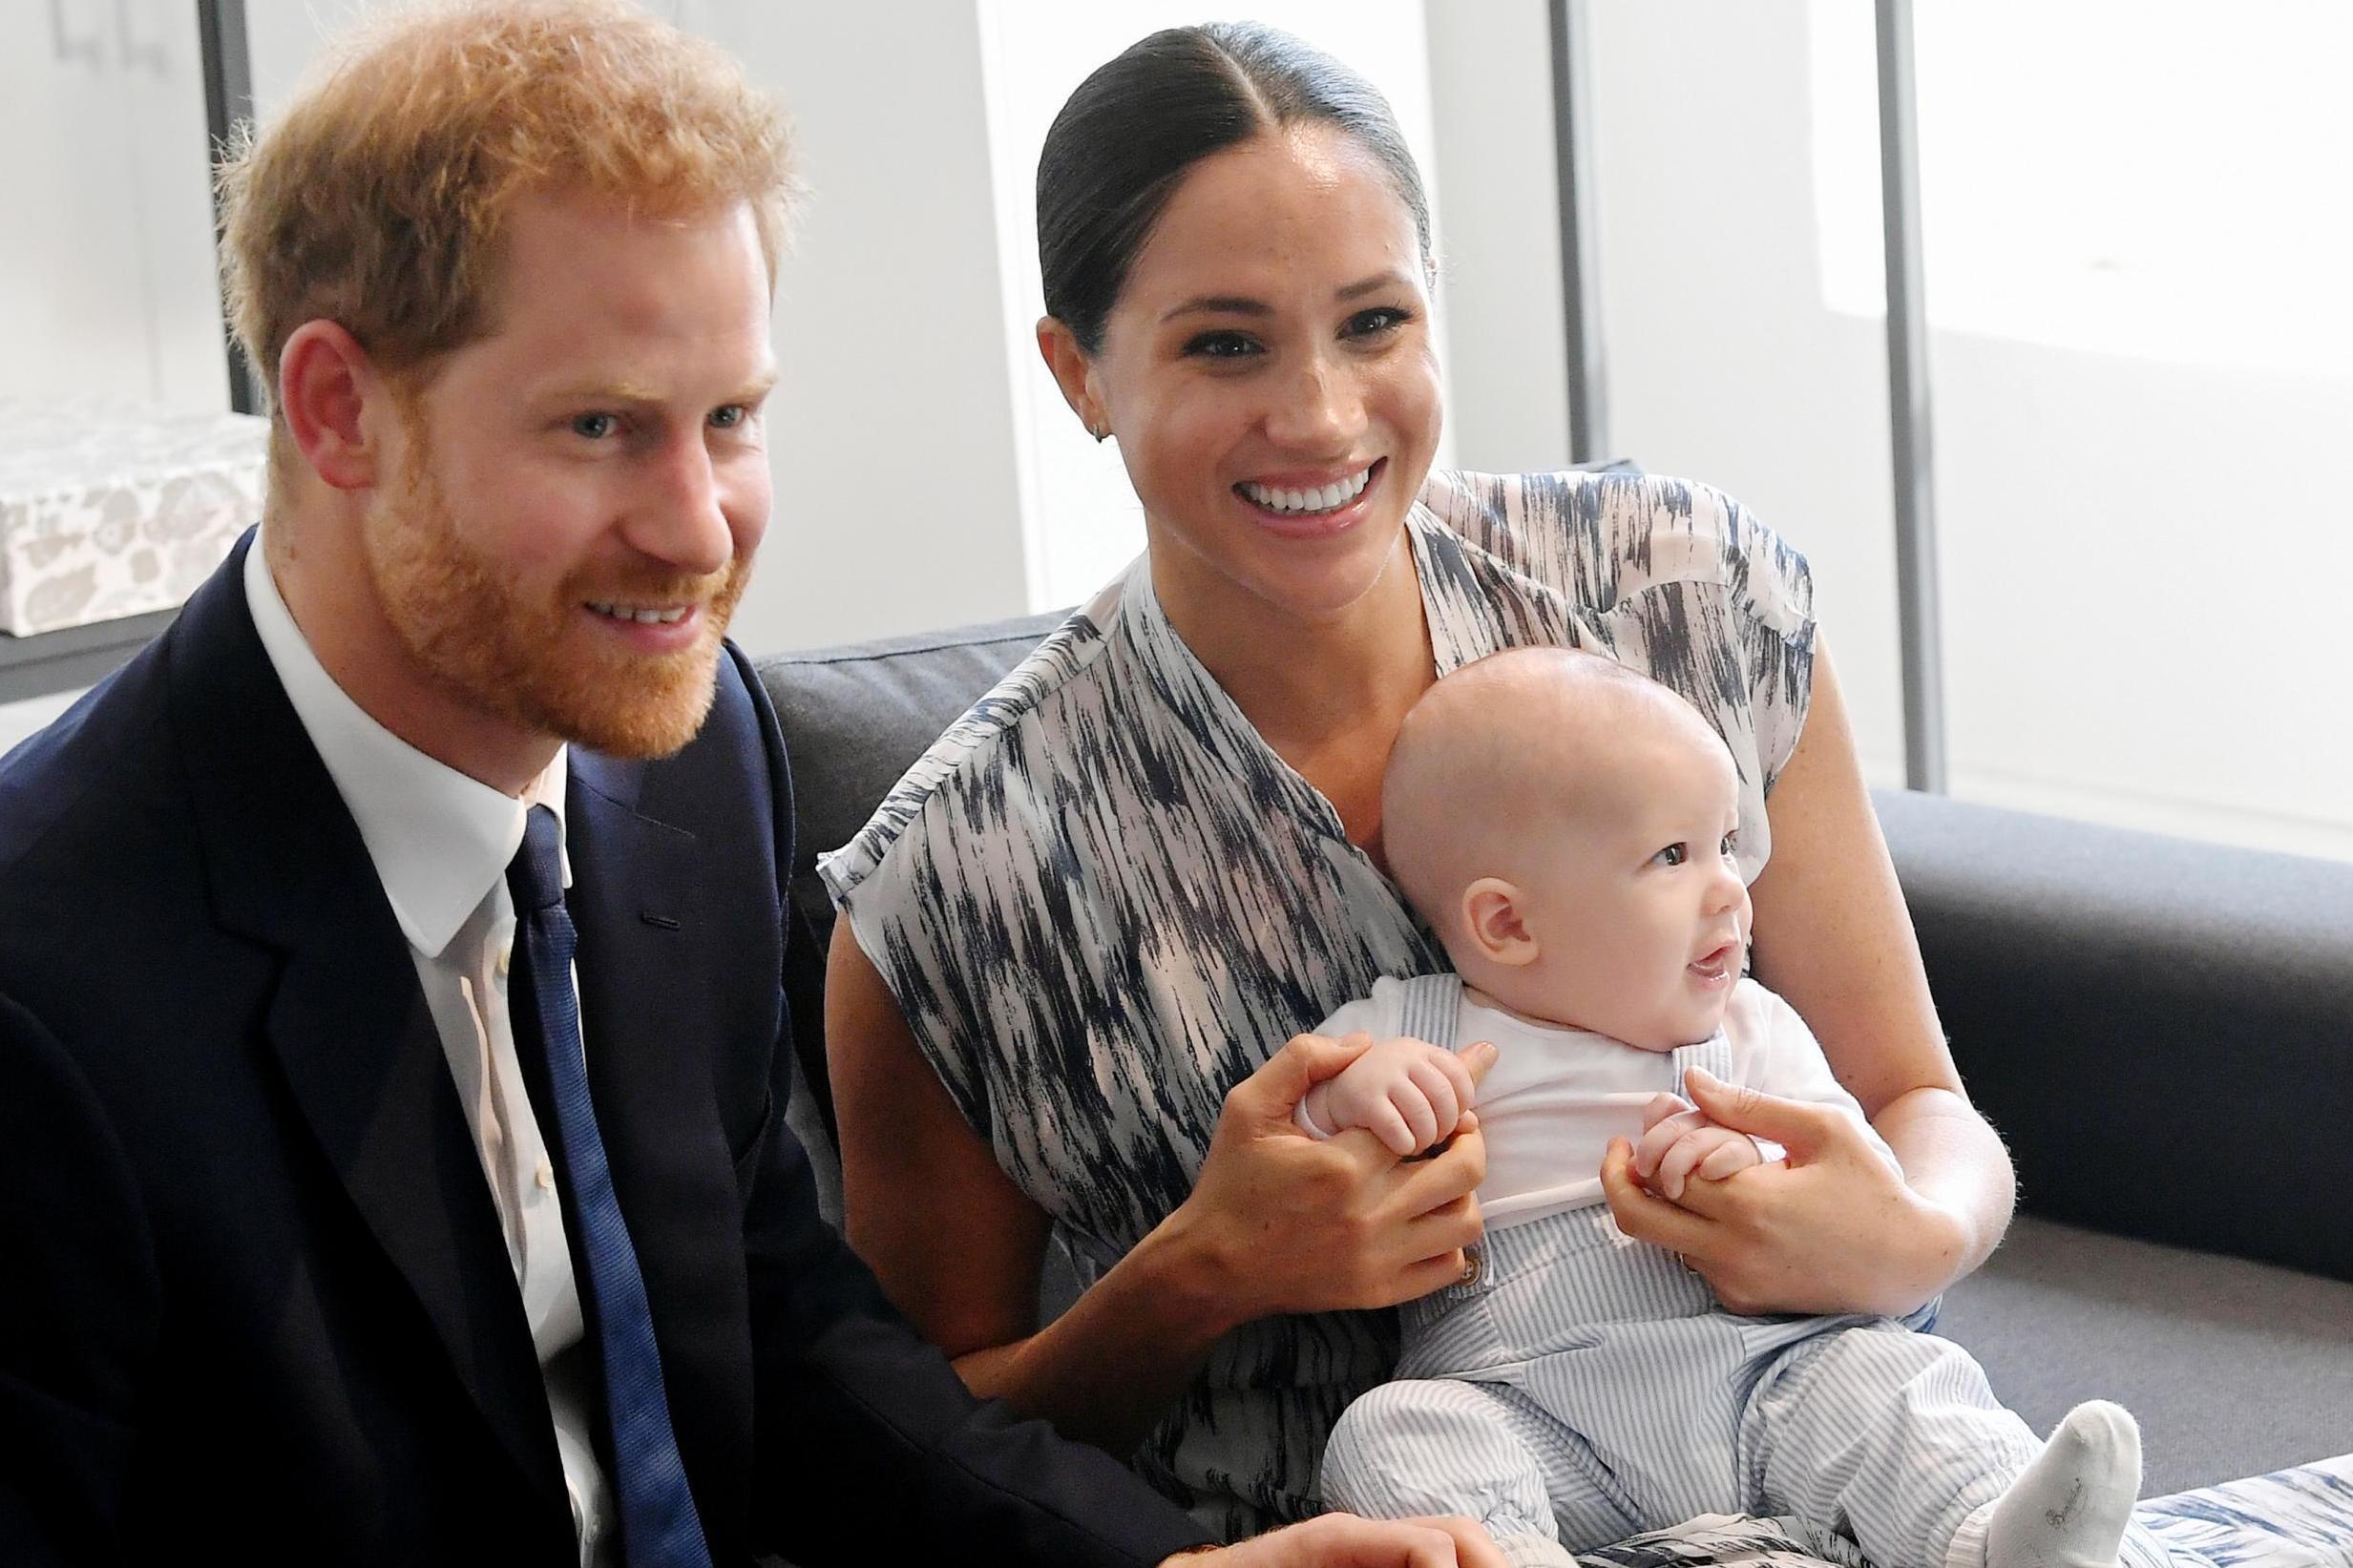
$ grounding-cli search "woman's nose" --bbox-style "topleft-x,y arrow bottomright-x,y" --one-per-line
1263,353 -> 1365,452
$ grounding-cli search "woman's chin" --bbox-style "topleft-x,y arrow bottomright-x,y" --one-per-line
1241,535 -> 1414,624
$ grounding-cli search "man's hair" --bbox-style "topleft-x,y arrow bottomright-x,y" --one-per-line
218,0 -> 795,434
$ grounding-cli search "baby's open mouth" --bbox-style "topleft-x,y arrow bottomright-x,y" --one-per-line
1689,940 -> 1741,980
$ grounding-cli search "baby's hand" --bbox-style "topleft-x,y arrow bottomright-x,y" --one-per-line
1631,1093 -> 1767,1202
1296,1035 -> 1483,1157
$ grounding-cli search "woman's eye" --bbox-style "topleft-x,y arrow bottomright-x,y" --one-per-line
1344,306 -> 1413,338
1183,331 -> 1260,360
570,412 -> 619,440
1654,843 -> 1688,868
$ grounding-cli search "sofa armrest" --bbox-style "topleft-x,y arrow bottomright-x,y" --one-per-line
1872,788 -> 2353,1285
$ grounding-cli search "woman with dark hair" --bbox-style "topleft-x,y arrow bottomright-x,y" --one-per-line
821,21 -> 2010,1544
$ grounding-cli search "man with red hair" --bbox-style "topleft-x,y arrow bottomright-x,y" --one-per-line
0,5 -> 1498,1566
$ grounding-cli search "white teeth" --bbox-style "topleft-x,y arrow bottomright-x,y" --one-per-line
1240,465 -> 1373,514
587,601 -> 689,625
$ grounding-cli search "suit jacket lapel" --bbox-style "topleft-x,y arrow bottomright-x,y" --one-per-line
565,749 -> 750,1527
171,538 -> 568,1515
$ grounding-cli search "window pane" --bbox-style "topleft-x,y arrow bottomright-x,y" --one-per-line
1589,2 -> 1908,784
0,2 -> 227,412
1853,2 -> 2353,858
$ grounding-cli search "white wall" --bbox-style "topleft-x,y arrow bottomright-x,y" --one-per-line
1420,1 -> 1573,477
1586,3 -> 1909,788
0,1 -> 227,412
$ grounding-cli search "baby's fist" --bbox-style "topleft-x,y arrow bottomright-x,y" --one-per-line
1297,1036 -> 1481,1156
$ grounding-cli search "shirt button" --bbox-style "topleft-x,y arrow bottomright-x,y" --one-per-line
536,1158 -> 556,1192
496,942 -> 513,978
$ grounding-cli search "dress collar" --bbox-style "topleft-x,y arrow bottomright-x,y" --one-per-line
242,532 -> 568,958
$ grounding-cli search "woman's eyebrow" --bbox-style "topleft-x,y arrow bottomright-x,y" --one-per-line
1335,269 -> 1413,302
1160,295 -> 1271,323
1158,271 -> 1415,324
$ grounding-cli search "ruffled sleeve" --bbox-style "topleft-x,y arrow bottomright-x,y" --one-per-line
1416,468 -> 1817,872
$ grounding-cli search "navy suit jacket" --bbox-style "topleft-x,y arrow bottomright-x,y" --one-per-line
0,537 -> 1208,1566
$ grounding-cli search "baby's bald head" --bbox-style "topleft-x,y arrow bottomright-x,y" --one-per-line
1382,646 -> 1728,952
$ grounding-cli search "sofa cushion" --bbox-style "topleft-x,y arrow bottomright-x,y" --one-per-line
1943,1214 -> 2353,1495
1873,788 -> 2353,1286
757,612 -> 1065,1139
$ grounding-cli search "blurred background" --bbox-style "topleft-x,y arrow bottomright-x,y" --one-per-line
5,0 -> 2348,862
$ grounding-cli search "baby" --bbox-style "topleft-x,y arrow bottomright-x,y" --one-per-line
1304,647 -> 2177,1568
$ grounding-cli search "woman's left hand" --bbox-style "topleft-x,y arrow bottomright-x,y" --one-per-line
1599,1066 -> 1966,1317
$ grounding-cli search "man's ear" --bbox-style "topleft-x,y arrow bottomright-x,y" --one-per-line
1036,315 -> 1109,441
277,320 -> 389,492
1461,876 -> 1540,968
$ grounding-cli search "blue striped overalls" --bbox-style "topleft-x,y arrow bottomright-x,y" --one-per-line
1318,974 -> 2185,1568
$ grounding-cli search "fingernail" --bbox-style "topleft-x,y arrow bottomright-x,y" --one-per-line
1466,1040 -> 1499,1063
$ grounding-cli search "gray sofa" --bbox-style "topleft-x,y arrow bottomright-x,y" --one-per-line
757,613 -> 2353,1502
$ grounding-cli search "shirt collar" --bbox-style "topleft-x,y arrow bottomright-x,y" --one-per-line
243,530 -> 569,958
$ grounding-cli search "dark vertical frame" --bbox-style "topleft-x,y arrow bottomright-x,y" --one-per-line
1546,4 -> 1951,792
1547,0 -> 1608,465
1875,0 -> 1946,793
198,0 -> 259,415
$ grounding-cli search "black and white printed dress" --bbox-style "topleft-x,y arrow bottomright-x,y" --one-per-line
820,469 -> 1817,1539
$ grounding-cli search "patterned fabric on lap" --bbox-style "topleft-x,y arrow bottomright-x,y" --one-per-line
1565,1454 -> 2352,1568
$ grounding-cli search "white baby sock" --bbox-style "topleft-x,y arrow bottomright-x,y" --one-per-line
1980,1400 -> 2144,1568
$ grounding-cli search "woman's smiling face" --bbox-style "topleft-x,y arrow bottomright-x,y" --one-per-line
1063,124 -> 1442,631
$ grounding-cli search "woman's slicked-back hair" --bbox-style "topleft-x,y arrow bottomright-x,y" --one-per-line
1037,22 -> 1432,355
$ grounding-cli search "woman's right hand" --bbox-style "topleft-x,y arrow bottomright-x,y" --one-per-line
833,920 -> 1488,1451
1158,1031 -> 1495,1329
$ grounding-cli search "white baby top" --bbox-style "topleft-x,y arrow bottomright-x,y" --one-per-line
1315,976 -> 1898,1230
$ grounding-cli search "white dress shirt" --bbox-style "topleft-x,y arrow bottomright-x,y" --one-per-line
244,536 -> 613,1564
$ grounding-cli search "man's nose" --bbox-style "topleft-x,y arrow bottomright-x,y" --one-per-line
633,429 -> 735,577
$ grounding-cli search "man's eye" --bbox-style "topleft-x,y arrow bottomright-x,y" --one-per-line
1655,843 -> 1688,868
1184,331 -> 1260,360
570,412 -> 619,440
709,404 -> 748,429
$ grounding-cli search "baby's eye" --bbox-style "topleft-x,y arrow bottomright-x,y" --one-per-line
1719,830 -> 1740,858
570,412 -> 620,440
1654,843 -> 1689,868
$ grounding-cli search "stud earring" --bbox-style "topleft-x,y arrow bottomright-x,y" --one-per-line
1090,423 -> 1109,444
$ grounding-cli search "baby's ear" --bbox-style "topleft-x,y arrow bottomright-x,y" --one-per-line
1460,877 -> 1538,967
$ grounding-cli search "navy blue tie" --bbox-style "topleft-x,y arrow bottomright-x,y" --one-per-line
508,805 -> 712,1567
